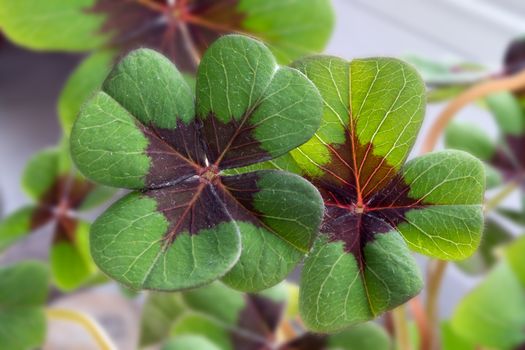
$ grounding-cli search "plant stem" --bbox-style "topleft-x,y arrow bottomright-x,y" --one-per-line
484,180 -> 520,213
46,308 -> 117,350
421,68 -> 525,154
408,296 -> 431,350
177,21 -> 201,69
392,305 -> 411,350
425,259 -> 448,350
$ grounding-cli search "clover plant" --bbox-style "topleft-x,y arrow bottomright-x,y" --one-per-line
140,282 -> 391,350
0,142 -> 114,290
69,33 -> 487,333
448,235 -> 525,349
280,56 -> 485,332
0,0 -> 334,134
0,261 -> 49,350
70,35 -> 325,292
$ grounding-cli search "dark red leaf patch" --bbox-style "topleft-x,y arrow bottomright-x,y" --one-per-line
309,132 -> 426,262
31,176 -> 95,243
91,0 -> 245,71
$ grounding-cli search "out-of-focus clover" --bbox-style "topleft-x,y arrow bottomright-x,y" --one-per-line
140,282 -> 392,350
404,54 -> 490,103
445,92 -> 525,245
0,0 -> 335,135
0,141 -> 114,291
0,261 -> 49,350
449,235 -> 525,350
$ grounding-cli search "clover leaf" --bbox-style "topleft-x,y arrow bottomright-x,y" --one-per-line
0,0 -> 333,134
0,261 -> 49,350
141,282 -> 391,350
91,0 -> 334,71
70,35 -> 324,292
274,56 -> 485,332
0,142 -> 112,291
450,236 -> 525,349
445,92 -> 525,223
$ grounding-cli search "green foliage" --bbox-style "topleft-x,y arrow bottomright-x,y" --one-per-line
0,262 -> 49,350
58,50 -> 114,135
71,35 -> 324,292
0,143 -> 112,291
141,281 -> 390,350
2,0 -> 333,135
0,0 -> 105,51
282,56 -> 485,332
404,55 -> 488,102
454,219 -> 513,275
451,259 -> 525,349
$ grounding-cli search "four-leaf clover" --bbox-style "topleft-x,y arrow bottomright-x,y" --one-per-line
283,56 -> 486,332
70,35 -> 324,292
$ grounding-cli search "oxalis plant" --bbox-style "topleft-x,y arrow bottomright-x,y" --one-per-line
0,0 -> 334,134
71,34 -> 325,292
70,34 -> 486,333
0,141 -> 114,291
140,281 -> 391,350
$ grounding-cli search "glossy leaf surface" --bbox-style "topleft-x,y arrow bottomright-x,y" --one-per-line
288,56 -> 485,332
71,35 -> 324,292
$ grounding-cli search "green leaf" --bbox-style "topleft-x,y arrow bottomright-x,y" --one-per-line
427,85 -> 470,103
289,55 -> 485,331
140,281 -> 290,349
220,171 -> 324,291
327,322 -> 391,350
451,259 -> 525,349
50,220 -> 98,291
162,335 -> 221,350
506,235 -> 525,287
92,0 -> 333,71
22,148 -> 60,201
0,262 -> 49,350
454,218 -> 512,275
299,234 -> 422,332
486,92 -> 524,135
404,55 -> 487,86
396,151 -> 485,260
0,0 -> 106,51
441,321 -> 475,350
239,0 -> 334,63
444,121 -> 495,161
91,191 -> 242,291
140,293 -> 186,347
76,184 -> 116,211
196,35 -> 323,170
0,206 -> 36,252
58,50 -> 114,135
72,36 -> 324,292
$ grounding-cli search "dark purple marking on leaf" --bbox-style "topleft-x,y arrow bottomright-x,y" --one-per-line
202,113 -> 272,170
30,176 -> 96,243
139,120 -> 205,188
91,0 -> 245,72
278,333 -> 328,350
144,177 -> 227,244
139,120 -> 272,246
231,294 -> 285,350
54,216 -> 79,243
504,37 -> 525,75
490,134 -> 525,185
309,132 -> 426,264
